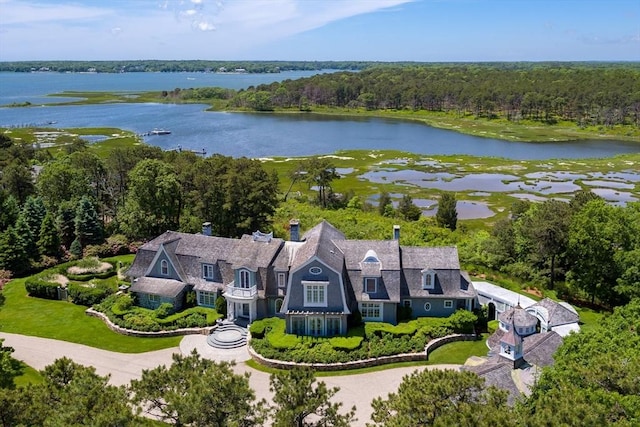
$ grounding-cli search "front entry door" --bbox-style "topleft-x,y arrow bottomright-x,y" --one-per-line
236,303 -> 250,318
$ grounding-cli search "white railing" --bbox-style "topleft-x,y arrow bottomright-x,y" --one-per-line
225,283 -> 257,299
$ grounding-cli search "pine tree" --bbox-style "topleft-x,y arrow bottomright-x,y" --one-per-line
38,211 -> 61,258
0,195 -> 20,230
378,191 -> 393,216
0,227 -> 30,275
436,191 -> 458,231
56,201 -> 76,249
21,196 -> 46,238
397,194 -> 422,221
74,196 -> 103,247
14,213 -> 39,261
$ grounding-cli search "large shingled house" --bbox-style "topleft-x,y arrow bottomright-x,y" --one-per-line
126,220 -> 477,336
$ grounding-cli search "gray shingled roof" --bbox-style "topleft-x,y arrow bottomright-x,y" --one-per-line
290,221 -> 345,274
499,306 -> 538,328
130,277 -> 185,298
400,246 -> 460,270
532,298 -> 580,327
227,234 -> 284,270
521,331 -> 563,367
470,330 -> 564,405
126,231 -> 238,284
465,362 -> 522,406
403,267 -> 474,299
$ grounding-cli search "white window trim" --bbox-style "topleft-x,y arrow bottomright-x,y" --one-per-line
302,281 -> 329,307
424,302 -> 431,312
202,264 -> 214,280
239,269 -> 251,288
160,260 -> 168,276
421,269 -> 435,290
309,266 -> 323,275
326,316 -> 342,336
149,294 -> 159,303
360,302 -> 383,321
364,277 -> 377,293
308,316 -> 324,336
277,272 -> 286,288
444,300 -> 453,309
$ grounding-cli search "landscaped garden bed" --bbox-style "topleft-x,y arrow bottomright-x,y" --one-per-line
94,294 -> 221,332
24,257 -> 124,304
249,310 -> 477,364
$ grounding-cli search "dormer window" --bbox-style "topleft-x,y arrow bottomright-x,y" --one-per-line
421,268 -> 435,290
160,260 -> 168,276
363,249 -> 380,264
277,272 -> 286,288
202,264 -> 214,280
364,277 -> 377,293
239,269 -> 251,288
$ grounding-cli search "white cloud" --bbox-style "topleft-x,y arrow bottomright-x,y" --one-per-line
0,0 -> 414,60
0,0 -> 112,25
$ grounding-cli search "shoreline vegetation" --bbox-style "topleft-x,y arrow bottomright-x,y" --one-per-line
2,62 -> 639,143
6,91 -> 640,144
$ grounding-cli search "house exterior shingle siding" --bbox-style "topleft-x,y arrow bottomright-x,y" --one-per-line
126,221 -> 477,336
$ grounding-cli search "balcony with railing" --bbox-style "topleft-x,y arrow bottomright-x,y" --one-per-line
224,282 -> 258,300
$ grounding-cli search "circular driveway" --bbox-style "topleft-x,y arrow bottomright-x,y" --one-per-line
1,332 -> 460,426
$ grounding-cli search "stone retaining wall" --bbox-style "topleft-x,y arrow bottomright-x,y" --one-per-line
85,308 -> 215,338
248,333 -> 477,371
425,334 -> 478,359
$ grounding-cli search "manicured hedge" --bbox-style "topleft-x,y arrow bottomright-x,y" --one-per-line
24,276 -> 60,300
68,283 -> 115,306
94,294 -> 221,332
250,310 -> 478,364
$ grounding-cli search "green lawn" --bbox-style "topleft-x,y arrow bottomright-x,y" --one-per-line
14,362 -> 44,387
426,334 -> 489,365
0,278 -> 181,353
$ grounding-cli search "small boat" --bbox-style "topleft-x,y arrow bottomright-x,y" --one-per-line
150,128 -> 171,135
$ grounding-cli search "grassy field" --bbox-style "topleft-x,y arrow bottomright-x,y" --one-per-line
0,277 -> 181,353
14,363 -> 44,387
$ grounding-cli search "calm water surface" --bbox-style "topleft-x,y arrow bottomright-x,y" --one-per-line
0,72 -> 638,159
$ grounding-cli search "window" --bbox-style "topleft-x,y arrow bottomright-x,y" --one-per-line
291,317 -> 305,335
303,282 -> 328,307
198,291 -> 216,307
149,294 -> 159,303
363,249 -> 380,263
360,302 -> 382,321
444,300 -> 453,309
326,317 -> 341,336
424,302 -> 431,312
364,277 -> 377,293
422,269 -> 435,289
277,272 -> 286,288
202,264 -> 214,280
309,266 -> 322,275
403,300 -> 412,308
308,317 -> 323,336
239,269 -> 251,288
160,260 -> 168,276
275,298 -> 283,313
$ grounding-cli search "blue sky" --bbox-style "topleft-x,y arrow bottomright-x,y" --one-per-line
0,0 -> 638,61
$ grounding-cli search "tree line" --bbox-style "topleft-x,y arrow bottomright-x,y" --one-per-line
0,60 -> 386,74
0,134 -> 279,276
218,64 -> 640,128
460,193 -> 640,308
